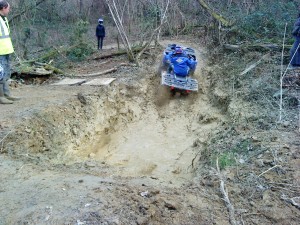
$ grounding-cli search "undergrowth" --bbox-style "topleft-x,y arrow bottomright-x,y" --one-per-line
201,3 -> 299,167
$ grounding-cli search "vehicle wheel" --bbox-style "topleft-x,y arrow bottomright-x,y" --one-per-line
170,89 -> 176,96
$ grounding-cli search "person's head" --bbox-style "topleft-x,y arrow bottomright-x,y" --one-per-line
98,18 -> 103,24
0,1 -> 10,16
170,44 -> 176,50
174,47 -> 183,55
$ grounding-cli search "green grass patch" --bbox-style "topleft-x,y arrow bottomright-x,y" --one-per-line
218,152 -> 236,170
210,139 -> 253,170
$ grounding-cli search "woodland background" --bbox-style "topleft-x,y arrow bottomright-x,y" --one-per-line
2,2 -> 300,224
6,0 -> 300,65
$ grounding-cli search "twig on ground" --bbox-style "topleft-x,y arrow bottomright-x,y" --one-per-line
0,131 -> 12,144
257,165 -> 281,177
0,131 -> 13,152
216,158 -> 237,225
240,53 -> 269,76
271,186 -> 300,193
267,182 -> 300,189
17,164 -> 33,172
17,153 -> 36,160
281,194 -> 300,209
243,213 -> 262,217
191,153 -> 199,169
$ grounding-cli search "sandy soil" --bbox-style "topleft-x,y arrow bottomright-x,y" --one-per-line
0,40 -> 299,225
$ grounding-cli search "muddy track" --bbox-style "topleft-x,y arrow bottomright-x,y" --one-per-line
0,41 -> 231,224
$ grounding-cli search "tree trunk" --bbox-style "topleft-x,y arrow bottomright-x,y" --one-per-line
197,0 -> 232,27
105,0 -> 136,63
79,0 -> 83,15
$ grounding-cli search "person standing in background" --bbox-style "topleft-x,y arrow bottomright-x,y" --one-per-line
96,18 -> 105,50
290,12 -> 300,68
0,0 -> 19,104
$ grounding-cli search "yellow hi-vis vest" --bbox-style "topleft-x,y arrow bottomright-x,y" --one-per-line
0,16 -> 14,55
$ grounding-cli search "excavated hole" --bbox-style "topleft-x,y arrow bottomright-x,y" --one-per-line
69,81 -> 208,187
5,55 -> 225,188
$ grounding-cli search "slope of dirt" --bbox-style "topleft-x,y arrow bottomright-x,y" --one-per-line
0,39 -> 299,225
0,40 -> 228,225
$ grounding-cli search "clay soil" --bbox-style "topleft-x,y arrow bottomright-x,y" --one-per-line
0,40 -> 299,225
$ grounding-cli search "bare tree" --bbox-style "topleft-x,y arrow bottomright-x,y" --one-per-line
105,0 -> 136,62
105,0 -> 170,65
136,0 -> 169,61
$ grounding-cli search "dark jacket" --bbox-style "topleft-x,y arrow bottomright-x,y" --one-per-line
96,24 -> 105,37
292,16 -> 300,37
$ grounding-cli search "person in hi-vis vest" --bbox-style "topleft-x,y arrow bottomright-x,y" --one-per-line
0,1 -> 20,104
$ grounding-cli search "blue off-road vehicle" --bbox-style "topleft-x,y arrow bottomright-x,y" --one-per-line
160,44 -> 198,95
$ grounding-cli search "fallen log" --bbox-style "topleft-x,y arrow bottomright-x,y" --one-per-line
223,43 -> 290,52
77,68 -> 117,77
223,44 -> 240,51
73,63 -> 136,78
27,67 -> 53,76
92,46 -> 153,60
44,64 -> 64,74
16,65 -> 53,76
92,50 -> 129,60
13,60 -> 64,76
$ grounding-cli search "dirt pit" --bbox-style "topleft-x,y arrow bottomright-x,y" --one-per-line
0,42 -> 232,224
64,79 -> 225,188
3,41 -> 226,187
4,50 -> 225,186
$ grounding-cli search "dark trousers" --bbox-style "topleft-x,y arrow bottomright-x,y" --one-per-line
290,36 -> 300,66
97,36 -> 104,50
